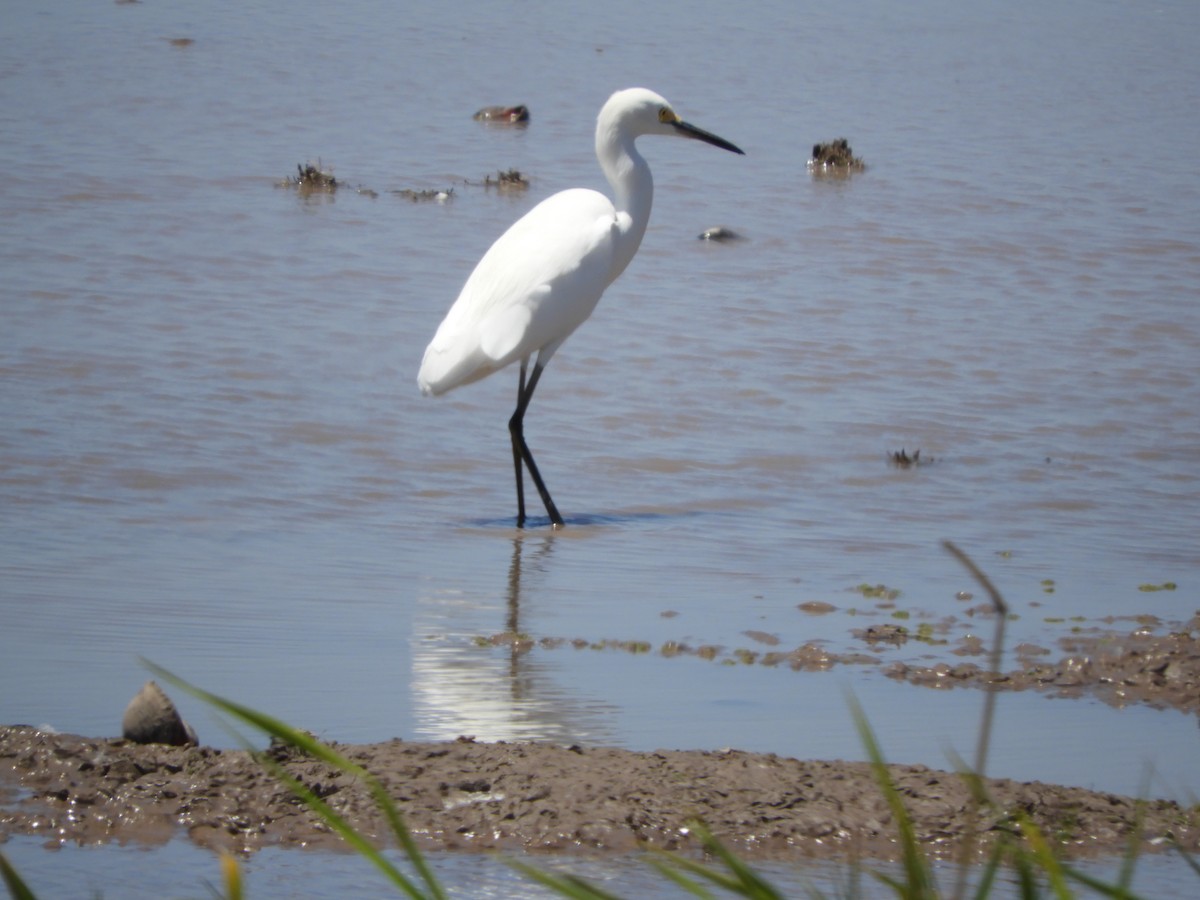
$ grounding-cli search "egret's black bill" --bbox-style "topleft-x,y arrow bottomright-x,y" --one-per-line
674,119 -> 745,155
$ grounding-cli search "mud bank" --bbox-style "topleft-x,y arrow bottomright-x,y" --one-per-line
2,726 -> 1196,861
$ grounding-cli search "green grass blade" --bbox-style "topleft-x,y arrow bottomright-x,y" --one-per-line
650,852 -> 747,895
219,852 -> 243,900
1169,835 -> 1200,878
967,841 -> 1004,900
1015,816 -> 1070,900
1059,865 -> 1146,899
255,752 -> 433,899
644,857 -> 720,898
0,851 -> 38,900
847,692 -> 938,898
505,859 -> 628,899
690,821 -> 787,899
144,660 -> 446,900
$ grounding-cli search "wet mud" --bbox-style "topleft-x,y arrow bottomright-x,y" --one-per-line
2,723 -> 1196,862
488,615 -> 1200,717
884,619 -> 1200,715
3,625 -> 1197,861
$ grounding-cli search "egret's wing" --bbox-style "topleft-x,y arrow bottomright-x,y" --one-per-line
418,188 -> 618,395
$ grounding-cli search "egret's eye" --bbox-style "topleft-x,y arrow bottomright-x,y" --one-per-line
658,107 -> 676,124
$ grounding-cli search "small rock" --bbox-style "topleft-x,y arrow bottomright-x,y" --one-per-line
122,680 -> 197,746
698,226 -> 742,241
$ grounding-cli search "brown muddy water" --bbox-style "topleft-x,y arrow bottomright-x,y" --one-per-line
2,0 -> 1199,896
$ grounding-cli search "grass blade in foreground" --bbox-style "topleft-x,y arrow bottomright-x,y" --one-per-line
847,692 -> 938,898
649,821 -> 786,899
505,860 -> 629,900
143,660 -> 447,900
0,851 -> 38,900
220,852 -> 243,900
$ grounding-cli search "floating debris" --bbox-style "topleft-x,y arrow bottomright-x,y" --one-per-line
166,37 -> 194,47
279,161 -> 338,192
854,583 -> 901,601
483,169 -> 529,191
797,600 -> 837,615
473,104 -> 530,124
889,448 -> 924,467
808,138 -> 866,172
122,680 -> 197,747
697,226 -> 742,242
857,623 -> 909,646
393,187 -> 454,203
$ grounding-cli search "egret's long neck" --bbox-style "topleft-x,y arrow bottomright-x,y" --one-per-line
596,123 -> 653,283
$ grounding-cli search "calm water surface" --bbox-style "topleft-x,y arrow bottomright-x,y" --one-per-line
3,0 -> 1199,895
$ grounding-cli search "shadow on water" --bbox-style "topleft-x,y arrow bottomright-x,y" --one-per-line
464,507 -> 713,531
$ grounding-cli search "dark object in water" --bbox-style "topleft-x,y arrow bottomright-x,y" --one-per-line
484,169 -> 529,191
394,187 -> 454,202
122,681 -> 197,746
473,105 -> 530,124
280,162 -> 338,191
698,226 -> 742,242
810,138 -> 865,171
890,448 -> 921,468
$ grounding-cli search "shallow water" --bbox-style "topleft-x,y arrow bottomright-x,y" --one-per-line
6,834 -> 1200,900
3,0 -> 1199,894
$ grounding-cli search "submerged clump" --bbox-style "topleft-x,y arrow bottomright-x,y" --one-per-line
394,187 -> 454,203
890,448 -> 921,467
484,169 -> 529,191
280,161 -> 338,191
808,138 -> 866,172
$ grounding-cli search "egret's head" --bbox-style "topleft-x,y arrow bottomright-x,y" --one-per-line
601,88 -> 744,155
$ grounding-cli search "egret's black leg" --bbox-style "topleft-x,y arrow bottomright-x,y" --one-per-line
508,362 -> 564,529
510,364 -> 530,528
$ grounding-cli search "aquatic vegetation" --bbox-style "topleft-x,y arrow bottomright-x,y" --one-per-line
854,583 -> 901,600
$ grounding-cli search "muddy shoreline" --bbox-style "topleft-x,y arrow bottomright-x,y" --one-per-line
2,724 -> 1197,862
3,625 -> 1198,862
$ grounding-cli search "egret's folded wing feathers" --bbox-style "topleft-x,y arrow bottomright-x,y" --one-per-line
418,189 -> 618,396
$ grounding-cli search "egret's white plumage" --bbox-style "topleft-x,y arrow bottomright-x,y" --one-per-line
418,87 -> 743,527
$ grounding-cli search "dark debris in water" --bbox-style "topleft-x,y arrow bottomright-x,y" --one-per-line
279,161 -> 338,192
472,104 -> 530,124
698,226 -> 743,242
483,169 -> 529,191
856,623 -> 909,645
889,448 -> 929,468
393,187 -> 454,202
809,138 -> 866,173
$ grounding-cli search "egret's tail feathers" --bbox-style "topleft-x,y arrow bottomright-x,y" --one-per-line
417,339 -> 497,397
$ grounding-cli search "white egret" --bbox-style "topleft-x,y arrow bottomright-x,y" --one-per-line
418,87 -> 744,528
